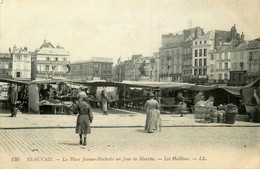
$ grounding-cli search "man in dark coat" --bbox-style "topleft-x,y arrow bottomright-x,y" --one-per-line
9,86 -> 18,117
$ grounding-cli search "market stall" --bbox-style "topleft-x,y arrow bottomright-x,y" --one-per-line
0,78 -> 30,113
29,79 -> 77,114
240,77 -> 260,122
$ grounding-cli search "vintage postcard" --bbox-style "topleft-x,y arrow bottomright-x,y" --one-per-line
0,0 -> 259,169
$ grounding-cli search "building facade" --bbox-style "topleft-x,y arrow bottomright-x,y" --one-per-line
12,45 -> 31,80
192,31 -> 215,84
31,40 -> 70,80
246,38 -> 260,84
228,43 -> 248,86
182,38 -> 193,82
0,52 -> 12,79
70,57 -> 113,81
160,27 -> 204,82
192,25 -> 244,84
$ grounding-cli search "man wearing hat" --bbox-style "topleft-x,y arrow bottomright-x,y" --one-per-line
8,85 -> 18,117
77,87 -> 87,101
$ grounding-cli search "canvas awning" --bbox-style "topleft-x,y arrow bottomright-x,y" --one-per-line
0,78 -> 30,85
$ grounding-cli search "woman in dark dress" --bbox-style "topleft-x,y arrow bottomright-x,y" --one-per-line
74,97 -> 93,146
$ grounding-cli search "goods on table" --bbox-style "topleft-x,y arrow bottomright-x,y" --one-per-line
194,100 -> 216,123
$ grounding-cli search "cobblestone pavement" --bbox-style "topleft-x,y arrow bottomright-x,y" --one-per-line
0,127 -> 259,169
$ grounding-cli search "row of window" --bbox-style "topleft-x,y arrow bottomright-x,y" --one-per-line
161,48 -> 181,56
194,49 -> 207,57
46,57 -> 67,62
72,63 -> 112,70
194,68 -> 207,76
72,69 -> 112,75
183,70 -> 192,75
0,62 -> 12,69
14,55 -> 30,61
194,40 -> 207,45
194,58 -> 207,67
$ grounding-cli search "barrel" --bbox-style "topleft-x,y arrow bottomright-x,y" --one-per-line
225,104 -> 238,124
217,111 -> 224,123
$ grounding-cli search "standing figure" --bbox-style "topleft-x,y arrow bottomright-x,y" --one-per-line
8,86 -> 18,117
77,87 -> 87,101
194,91 -> 204,105
254,89 -> 260,106
144,93 -> 160,133
74,97 -> 93,146
101,90 -> 108,115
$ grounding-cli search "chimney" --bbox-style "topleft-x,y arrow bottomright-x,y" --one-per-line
44,39 -> 46,45
219,37 -> 223,46
241,32 -> 245,42
24,47 -> 28,51
9,47 -> 12,53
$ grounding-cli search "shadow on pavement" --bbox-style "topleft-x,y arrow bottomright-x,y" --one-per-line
135,129 -> 146,133
59,142 -> 79,146
92,108 -> 137,115
0,114 -> 12,118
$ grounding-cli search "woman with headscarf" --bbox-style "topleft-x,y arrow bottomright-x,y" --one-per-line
74,97 -> 93,146
144,93 -> 160,133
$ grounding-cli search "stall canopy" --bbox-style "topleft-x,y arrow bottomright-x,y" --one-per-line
31,79 -> 72,84
0,78 -> 30,85
240,77 -> 260,105
122,81 -> 194,89
189,85 -> 218,91
241,77 -> 260,89
221,86 -> 242,97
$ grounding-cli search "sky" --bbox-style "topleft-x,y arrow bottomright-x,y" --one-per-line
0,0 -> 260,64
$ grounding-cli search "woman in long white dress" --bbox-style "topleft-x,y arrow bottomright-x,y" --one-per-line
144,93 -> 160,133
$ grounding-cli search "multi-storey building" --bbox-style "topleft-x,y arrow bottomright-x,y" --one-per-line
31,40 -> 70,80
70,57 -> 113,81
12,45 -> 31,80
123,54 -> 143,81
193,25 -> 243,84
182,37 -> 193,82
229,43 -> 248,86
208,44 -> 232,84
192,31 -> 215,84
160,27 -> 204,82
246,38 -> 260,83
0,51 -> 12,79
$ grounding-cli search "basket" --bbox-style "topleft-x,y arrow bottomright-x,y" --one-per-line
194,106 -> 215,123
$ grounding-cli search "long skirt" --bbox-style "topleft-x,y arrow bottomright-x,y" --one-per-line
76,115 -> 91,134
145,109 -> 160,133
102,101 -> 107,112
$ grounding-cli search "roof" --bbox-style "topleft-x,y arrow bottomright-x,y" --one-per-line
36,47 -> 70,56
12,47 -> 30,54
215,44 -> 233,52
195,31 -> 215,40
233,42 -> 247,51
0,78 -> 30,85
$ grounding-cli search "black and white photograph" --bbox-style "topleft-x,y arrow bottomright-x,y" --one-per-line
0,0 -> 259,168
